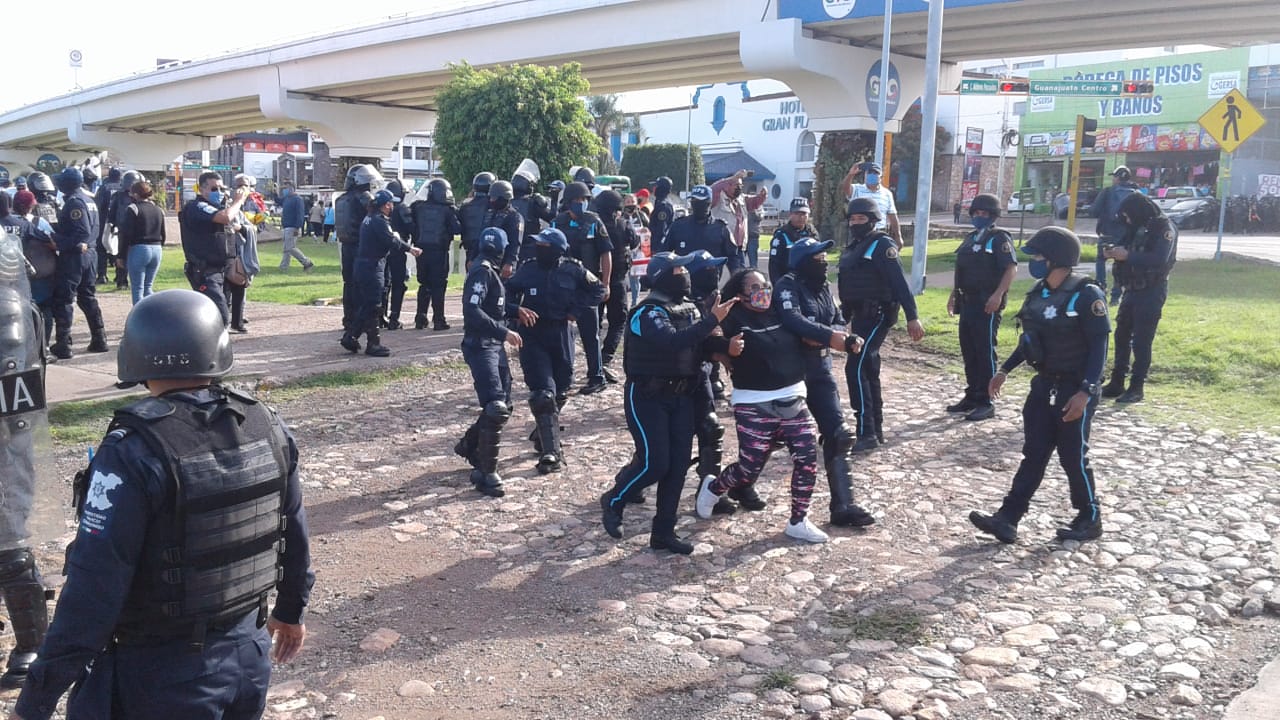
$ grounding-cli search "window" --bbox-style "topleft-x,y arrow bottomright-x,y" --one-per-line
798,181 -> 813,200
1013,60 -> 1044,70
797,131 -> 816,162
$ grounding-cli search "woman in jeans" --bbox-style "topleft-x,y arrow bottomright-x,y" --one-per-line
695,268 -> 829,543
116,180 -> 166,304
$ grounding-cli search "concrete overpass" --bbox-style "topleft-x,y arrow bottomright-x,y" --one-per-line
1,0 -> 1276,171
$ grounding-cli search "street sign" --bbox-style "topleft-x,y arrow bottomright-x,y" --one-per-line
960,79 -> 999,95
1030,80 -> 1122,96
1199,88 -> 1265,154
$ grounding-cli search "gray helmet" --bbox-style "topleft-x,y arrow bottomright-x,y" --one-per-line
573,167 -> 596,187
117,290 -> 233,383
969,193 -> 1001,218
346,164 -> 384,191
26,172 -> 55,195
846,196 -> 882,224
472,172 -> 495,195
120,170 -> 142,192
488,180 -> 514,202
1022,227 -> 1082,269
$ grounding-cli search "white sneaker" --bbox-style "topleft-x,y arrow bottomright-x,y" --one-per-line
695,475 -> 722,519
785,517 -> 830,544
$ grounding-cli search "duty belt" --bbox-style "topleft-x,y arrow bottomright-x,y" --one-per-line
633,376 -> 696,395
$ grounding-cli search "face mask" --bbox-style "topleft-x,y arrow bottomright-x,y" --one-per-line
571,201 -> 589,216
691,201 -> 710,221
691,269 -> 719,297
1028,259 -> 1049,279
745,287 -> 772,311
490,197 -> 510,211
848,220 -> 874,239
800,258 -> 828,286
207,190 -> 223,205
865,173 -> 880,186
654,272 -> 691,299
971,216 -> 993,230
535,245 -> 561,269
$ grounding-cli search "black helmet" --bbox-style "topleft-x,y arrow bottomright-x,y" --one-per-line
564,181 -> 592,202
106,167 -> 122,183
54,167 -> 84,194
1112,165 -> 1132,182
472,172 -> 495,195
117,290 -> 233,383
425,178 -> 453,205
120,170 -> 142,193
594,189 -> 623,216
386,179 -> 406,201
1117,191 -> 1160,227
488,180 -> 514,202
969,193 -> 1001,218
846,196 -> 882,224
1022,227 -> 1081,269
26,172 -> 55,195
652,176 -> 673,197
573,167 -> 596,187
511,174 -> 533,197
346,164 -> 384,191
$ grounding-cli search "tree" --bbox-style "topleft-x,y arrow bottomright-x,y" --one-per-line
812,131 -> 876,245
891,104 -> 953,212
585,94 -> 643,174
619,144 -> 704,194
434,62 -> 604,193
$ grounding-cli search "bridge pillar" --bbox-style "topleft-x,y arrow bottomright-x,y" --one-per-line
259,84 -> 432,160
65,124 -> 222,171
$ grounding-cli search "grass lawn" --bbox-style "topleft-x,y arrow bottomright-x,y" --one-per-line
900,237 -> 1100,277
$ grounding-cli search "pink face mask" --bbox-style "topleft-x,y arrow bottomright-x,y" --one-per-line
746,287 -> 772,310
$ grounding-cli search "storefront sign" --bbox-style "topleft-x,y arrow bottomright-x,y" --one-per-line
1259,174 -> 1280,197
763,99 -> 809,132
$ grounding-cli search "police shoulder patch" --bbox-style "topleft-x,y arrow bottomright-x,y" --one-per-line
1002,241 -> 1013,254
70,209 -> 83,220
1165,229 -> 1175,241
1091,299 -> 1107,317
884,245 -> 899,260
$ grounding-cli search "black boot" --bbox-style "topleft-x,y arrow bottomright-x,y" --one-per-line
825,428 -> 875,527
727,483 -> 767,511
50,331 -> 73,360
0,550 -> 49,691
454,422 -> 480,467
414,314 -> 429,330
472,410 -> 507,498
87,327 -> 109,353
649,531 -> 694,555
364,328 -> 391,357
340,331 -> 360,353
1101,372 -> 1126,398
1116,378 -> 1144,404
532,402 -> 563,475
1056,508 -> 1103,541
600,493 -> 624,539
969,508 -> 1019,544
946,397 -> 977,413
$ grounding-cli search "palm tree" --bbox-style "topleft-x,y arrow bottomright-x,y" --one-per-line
586,94 -> 644,174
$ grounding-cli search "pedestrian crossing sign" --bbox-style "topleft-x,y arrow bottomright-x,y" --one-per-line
1199,89 -> 1265,154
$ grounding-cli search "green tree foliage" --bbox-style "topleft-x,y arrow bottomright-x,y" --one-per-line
892,104 -> 953,212
619,144 -> 705,194
434,62 -> 604,192
586,94 -> 643,174
812,131 -> 875,244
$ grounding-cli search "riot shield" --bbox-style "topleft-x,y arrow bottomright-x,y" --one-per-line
514,158 -> 540,185
0,230 -> 66,550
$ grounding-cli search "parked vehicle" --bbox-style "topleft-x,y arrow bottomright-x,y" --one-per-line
1155,185 -> 1199,211
1165,198 -> 1216,230
1007,189 -> 1035,213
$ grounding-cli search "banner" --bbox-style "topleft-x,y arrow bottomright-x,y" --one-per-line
1260,174 -> 1280,197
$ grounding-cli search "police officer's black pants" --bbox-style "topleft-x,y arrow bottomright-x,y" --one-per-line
340,241 -> 358,332
184,265 -> 230,327
845,302 -> 898,438
53,252 -> 103,337
575,307 -> 604,384
519,321 -> 574,399
603,381 -> 696,536
415,249 -> 450,325
384,249 -> 409,324
1112,284 -> 1166,383
355,259 -> 386,339
95,241 -> 109,283
600,281 -> 628,362
958,299 -> 1002,407
1001,375 -> 1100,520
462,336 -> 512,407
805,352 -> 845,456
223,281 -> 246,328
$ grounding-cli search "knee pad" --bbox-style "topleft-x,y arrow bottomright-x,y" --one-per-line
0,548 -> 36,585
832,425 -> 855,454
696,412 -> 724,442
529,390 -> 557,415
483,400 -> 512,426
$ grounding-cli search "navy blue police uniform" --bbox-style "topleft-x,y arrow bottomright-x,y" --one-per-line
179,195 -> 235,327
664,215 -> 736,261
14,387 -> 313,720
411,183 -> 463,330
600,253 -> 722,554
647,177 -> 676,251
484,205 -> 523,273
511,191 -> 556,264
595,192 -> 638,371
952,225 -> 1017,413
837,229 -> 919,447
51,190 -> 105,352
686,251 -> 729,488
354,207 -> 414,348
382,184 -> 415,329
767,220 -> 818,284
552,206 -> 612,391
458,194 -> 489,266
334,188 -> 372,335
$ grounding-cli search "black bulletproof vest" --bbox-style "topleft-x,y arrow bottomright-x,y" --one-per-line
412,202 -> 455,250
838,232 -> 895,304
458,196 -> 489,258
1016,275 -> 1094,376
335,191 -> 369,244
556,210 -> 604,272
107,389 -> 289,643
623,296 -> 700,378
1115,218 -> 1177,289
955,227 -> 1010,296
179,200 -> 236,268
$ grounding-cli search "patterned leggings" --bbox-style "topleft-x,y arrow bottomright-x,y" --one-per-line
711,401 -> 819,523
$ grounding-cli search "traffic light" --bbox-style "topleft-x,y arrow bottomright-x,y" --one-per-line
998,80 -> 1029,95
1122,80 -> 1155,96
1077,115 -> 1098,149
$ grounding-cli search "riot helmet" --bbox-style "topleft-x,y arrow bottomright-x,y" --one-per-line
572,167 -> 596,188
26,172 -> 55,198
512,159 -> 540,196
422,178 -> 453,205
594,189 -> 623,218
563,181 -> 591,203
386,180 -> 406,202
1022,227 -> 1081,269
846,196 -> 882,239
120,170 -> 142,192
81,166 -> 98,186
54,167 -> 84,195
1117,191 -> 1160,227
511,174 -> 533,197
346,164 -> 384,191
688,184 -> 712,220
472,172 -> 496,195
488,180 -> 514,210
969,193 -> 1001,218
117,290 -> 233,383
652,176 -> 673,199
478,227 -> 508,261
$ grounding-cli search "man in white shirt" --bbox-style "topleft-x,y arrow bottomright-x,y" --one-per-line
841,161 -> 902,248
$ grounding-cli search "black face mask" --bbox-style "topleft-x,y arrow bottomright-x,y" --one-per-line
848,221 -> 875,240
800,258 -> 828,287
535,245 -> 561,269
690,200 -> 710,222
490,197 -> 510,211
654,272 -> 691,300
691,269 -> 719,297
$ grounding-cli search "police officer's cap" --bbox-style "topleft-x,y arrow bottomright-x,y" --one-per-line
846,196 -> 882,223
789,198 -> 810,214
1112,165 -> 1132,181
1022,227 -> 1081,268
573,167 -> 596,187
13,176 -> 26,188
489,180 -> 514,202
54,167 -> 83,193
472,172 -> 496,194
547,179 -> 565,193
969,193 -> 1001,218
1117,189 -> 1160,226
788,238 -> 834,270
685,249 -> 727,275
861,161 -> 883,175
478,227 -> 508,258
646,251 -> 697,282
534,227 -> 569,253
372,189 -> 400,206
689,185 -> 713,203
117,290 -> 233,383
563,181 -> 592,202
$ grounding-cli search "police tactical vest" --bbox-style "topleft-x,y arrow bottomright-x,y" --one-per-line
1116,219 -> 1176,290
955,227 -> 1011,296
623,296 -> 701,378
1016,275 -> 1096,376
335,191 -> 368,244
469,261 -> 506,327
559,211 -> 603,273
838,232 -> 895,304
458,197 -> 489,254
412,202 -> 454,250
104,389 -> 290,644
35,202 -> 57,230
180,200 -> 236,268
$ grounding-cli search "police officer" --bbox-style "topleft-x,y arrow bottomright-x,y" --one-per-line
333,164 -> 383,348
49,168 -> 107,360
505,228 -> 606,474
552,181 -> 613,394
25,174 -> 58,235
969,227 -> 1110,544
180,172 -> 248,330
345,189 -> 423,357
107,169 -> 143,291
768,197 -> 819,283
1091,166 -> 1139,305
483,180 -> 522,277
664,185 -> 738,266
410,178 -> 462,330
837,197 -> 925,452
12,289 -> 314,720
599,253 -> 735,554
593,189 -> 637,382
9,192 -> 56,348
382,180 -> 415,330
648,176 -> 676,250
454,227 -> 522,498
458,171 -> 495,266
946,193 -> 1018,421
1100,191 -> 1177,404
776,238 -> 875,527
93,168 -> 122,286
511,166 -> 556,264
